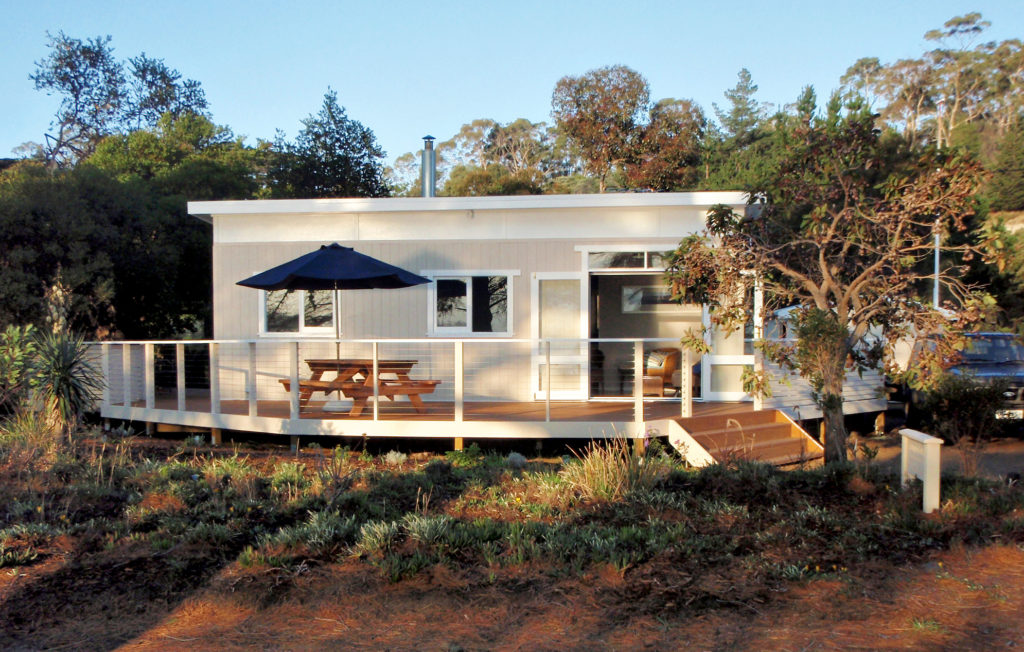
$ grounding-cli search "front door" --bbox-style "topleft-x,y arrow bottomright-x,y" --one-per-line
531,273 -> 587,400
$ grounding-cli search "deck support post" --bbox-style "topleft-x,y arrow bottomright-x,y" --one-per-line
454,437 -> 464,451
290,435 -> 300,453
144,343 -> 155,410
145,421 -> 154,435
633,340 -> 644,424
211,428 -> 222,446
209,343 -> 221,415
175,343 -> 186,412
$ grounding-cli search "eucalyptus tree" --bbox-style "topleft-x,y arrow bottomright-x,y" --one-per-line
664,94 -> 993,463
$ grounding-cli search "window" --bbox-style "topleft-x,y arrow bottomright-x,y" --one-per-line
426,272 -> 514,335
261,289 -> 336,336
587,250 -> 673,270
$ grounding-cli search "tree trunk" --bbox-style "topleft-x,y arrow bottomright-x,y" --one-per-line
820,354 -> 848,464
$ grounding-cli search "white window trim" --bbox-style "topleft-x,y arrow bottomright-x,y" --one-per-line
421,269 -> 519,337
258,289 -> 338,338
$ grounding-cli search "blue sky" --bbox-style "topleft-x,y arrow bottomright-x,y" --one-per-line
3,1 -> 1022,166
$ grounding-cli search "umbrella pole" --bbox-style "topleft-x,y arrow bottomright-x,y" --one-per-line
335,286 -> 341,400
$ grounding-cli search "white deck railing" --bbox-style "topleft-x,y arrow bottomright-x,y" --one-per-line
92,338 -> 697,439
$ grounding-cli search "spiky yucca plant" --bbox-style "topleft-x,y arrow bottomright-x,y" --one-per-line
31,332 -> 103,440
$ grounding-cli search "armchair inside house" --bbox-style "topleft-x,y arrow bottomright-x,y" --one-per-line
617,348 -> 682,397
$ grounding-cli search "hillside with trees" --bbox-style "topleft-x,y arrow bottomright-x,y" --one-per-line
2,13 -> 1022,340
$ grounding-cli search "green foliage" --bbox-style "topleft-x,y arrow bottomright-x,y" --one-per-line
269,90 -> 390,198
30,32 -> 208,167
445,442 -> 484,467
988,120 -> 1024,211
560,437 -> 673,501
0,325 -> 37,414
0,162 -> 211,337
31,332 -> 103,436
918,372 -> 1009,475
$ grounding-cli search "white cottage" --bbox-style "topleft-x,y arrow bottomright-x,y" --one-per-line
97,190 -> 884,465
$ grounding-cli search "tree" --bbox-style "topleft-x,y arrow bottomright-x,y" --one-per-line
0,161 -> 213,339
122,54 -> 208,130
664,94 -> 991,464
625,98 -> 705,190
988,118 -> 1024,211
551,65 -> 650,192
714,68 -> 767,146
269,90 -> 390,198
30,32 -> 209,167
31,33 -> 125,167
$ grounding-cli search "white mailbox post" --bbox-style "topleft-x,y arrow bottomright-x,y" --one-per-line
900,428 -> 944,514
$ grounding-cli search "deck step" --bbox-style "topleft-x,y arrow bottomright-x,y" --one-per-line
668,409 -> 823,468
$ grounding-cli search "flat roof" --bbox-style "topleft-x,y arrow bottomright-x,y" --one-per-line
188,191 -> 748,222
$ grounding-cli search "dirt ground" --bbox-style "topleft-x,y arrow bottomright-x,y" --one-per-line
4,432 -> 1024,650
57,544 -> 1024,650
865,431 -> 1024,480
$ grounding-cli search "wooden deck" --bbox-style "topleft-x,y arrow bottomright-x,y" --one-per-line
120,395 -> 751,422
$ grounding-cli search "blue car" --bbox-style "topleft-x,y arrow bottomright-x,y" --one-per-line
904,332 -> 1024,421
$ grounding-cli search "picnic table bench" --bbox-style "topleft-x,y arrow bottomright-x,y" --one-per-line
279,358 -> 440,417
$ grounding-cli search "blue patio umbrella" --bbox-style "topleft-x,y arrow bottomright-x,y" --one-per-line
237,243 -> 430,341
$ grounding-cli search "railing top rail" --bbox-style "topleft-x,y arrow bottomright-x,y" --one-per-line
90,337 -> 693,346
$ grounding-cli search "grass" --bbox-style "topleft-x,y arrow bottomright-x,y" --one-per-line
3,427 -> 1024,648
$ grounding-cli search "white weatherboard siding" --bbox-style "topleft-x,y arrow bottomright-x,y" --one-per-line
759,361 -> 887,420
193,192 -> 757,415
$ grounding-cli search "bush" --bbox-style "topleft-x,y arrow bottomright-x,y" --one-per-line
560,437 -> 673,501
919,373 -> 1009,476
31,332 -> 103,438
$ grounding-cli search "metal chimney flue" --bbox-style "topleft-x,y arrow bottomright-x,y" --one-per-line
421,135 -> 436,198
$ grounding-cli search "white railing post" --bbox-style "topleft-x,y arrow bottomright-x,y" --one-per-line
680,347 -> 692,418
122,344 -> 132,408
175,343 -> 186,412
209,342 -> 220,415
144,343 -> 155,409
372,341 -> 380,421
101,343 -> 111,411
289,342 -> 300,420
248,342 -> 258,417
633,340 -> 644,424
454,341 -> 464,423
900,428 -> 944,514
544,340 -> 551,422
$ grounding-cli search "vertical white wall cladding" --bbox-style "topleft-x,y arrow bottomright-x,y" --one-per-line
758,360 -> 887,420
199,194 -> 744,407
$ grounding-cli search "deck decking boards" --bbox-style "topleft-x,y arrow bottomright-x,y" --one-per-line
118,395 -> 752,423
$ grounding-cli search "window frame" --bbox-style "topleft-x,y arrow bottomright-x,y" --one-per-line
258,289 -> 338,337
421,269 -> 518,337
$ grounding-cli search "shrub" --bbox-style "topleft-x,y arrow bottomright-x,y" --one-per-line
356,520 -> 400,555
383,450 -> 407,467
402,513 -> 452,545
31,332 -> 103,439
560,437 -> 673,501
506,452 -> 528,470
0,325 -> 37,415
919,372 -> 1009,476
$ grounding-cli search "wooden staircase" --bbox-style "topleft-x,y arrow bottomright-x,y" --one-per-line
667,409 -> 824,467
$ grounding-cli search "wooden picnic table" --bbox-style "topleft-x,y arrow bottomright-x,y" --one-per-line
280,358 -> 439,417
